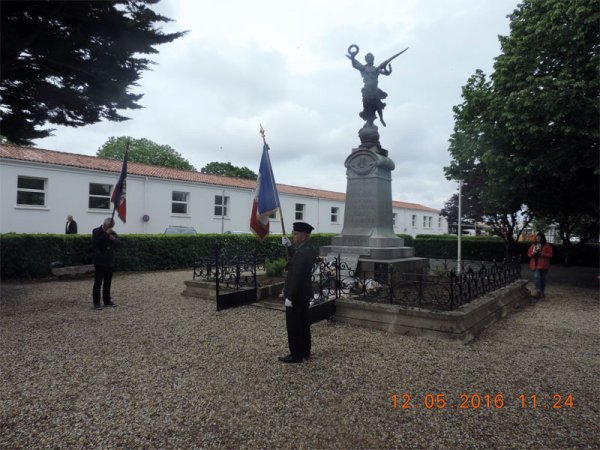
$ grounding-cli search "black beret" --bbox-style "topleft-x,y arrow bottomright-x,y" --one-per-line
293,222 -> 314,234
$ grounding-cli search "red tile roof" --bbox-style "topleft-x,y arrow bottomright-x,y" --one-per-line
0,143 -> 440,213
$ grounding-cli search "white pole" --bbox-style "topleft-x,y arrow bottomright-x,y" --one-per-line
457,180 -> 463,274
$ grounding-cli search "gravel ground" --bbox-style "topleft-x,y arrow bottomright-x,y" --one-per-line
1,269 -> 598,449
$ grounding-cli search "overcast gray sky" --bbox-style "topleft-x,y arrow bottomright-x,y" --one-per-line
34,0 -> 521,210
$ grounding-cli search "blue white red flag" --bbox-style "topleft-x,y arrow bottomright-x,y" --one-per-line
111,148 -> 128,223
250,142 -> 280,239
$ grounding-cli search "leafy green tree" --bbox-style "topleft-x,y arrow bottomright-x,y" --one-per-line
491,0 -> 599,258
446,0 -> 598,261
201,162 -> 258,180
97,137 -> 195,171
445,71 -> 532,257
1,1 -> 186,145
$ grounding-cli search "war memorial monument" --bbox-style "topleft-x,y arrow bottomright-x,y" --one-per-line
320,45 -> 428,276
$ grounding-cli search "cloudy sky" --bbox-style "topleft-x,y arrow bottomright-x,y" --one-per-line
34,0 -> 521,210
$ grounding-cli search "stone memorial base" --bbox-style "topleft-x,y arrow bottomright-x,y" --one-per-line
51,264 -> 94,278
332,280 -> 530,343
181,279 -> 285,302
320,244 -> 429,280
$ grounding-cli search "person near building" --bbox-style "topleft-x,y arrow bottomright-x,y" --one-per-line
91,217 -> 120,310
527,232 -> 553,299
279,222 -> 318,363
65,215 -> 78,234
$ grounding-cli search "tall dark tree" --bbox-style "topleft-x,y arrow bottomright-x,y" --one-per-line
1,1 -> 186,145
201,162 -> 258,180
97,136 -> 195,171
440,185 -> 484,233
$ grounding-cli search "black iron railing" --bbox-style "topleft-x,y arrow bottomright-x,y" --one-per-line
193,247 -> 260,311
193,246 -> 522,312
311,256 -> 522,311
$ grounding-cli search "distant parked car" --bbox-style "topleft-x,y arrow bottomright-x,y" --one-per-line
224,230 -> 251,235
164,226 -> 197,235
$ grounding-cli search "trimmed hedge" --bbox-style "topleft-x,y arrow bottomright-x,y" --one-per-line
2,232 -> 596,279
414,236 -> 506,261
396,233 -> 414,246
413,235 -> 599,266
0,233 -> 336,279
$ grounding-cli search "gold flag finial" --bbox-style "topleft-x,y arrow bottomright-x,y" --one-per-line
259,124 -> 266,144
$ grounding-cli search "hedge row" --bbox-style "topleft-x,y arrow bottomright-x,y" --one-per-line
414,235 -> 599,266
414,235 -> 507,261
1,233 -> 596,279
397,233 -> 414,246
0,233 -> 336,279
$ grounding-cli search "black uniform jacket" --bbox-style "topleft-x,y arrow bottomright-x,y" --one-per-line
283,240 -> 317,305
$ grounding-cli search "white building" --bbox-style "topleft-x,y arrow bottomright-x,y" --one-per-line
0,144 -> 447,236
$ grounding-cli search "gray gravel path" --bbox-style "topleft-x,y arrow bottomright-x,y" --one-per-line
1,269 -> 598,449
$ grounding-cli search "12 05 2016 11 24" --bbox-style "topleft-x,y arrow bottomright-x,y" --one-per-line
391,392 -> 574,410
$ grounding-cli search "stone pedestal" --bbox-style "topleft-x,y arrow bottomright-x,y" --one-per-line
320,145 -> 426,272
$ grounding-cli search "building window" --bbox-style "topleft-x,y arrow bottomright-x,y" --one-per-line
295,203 -> 305,220
392,213 -> 397,226
423,216 -> 428,228
89,183 -> 112,210
412,215 -> 417,228
269,210 -> 277,220
428,216 -> 432,228
17,176 -> 46,206
172,191 -> 189,214
214,195 -> 229,217
331,207 -> 339,223
438,217 -> 442,228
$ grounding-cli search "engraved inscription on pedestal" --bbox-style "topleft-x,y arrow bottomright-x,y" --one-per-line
331,148 -> 403,248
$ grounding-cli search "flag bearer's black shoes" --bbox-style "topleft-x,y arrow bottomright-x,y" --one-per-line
278,355 -> 303,363
104,301 -> 117,307
94,304 -> 103,310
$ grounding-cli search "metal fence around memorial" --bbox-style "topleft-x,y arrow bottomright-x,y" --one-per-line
193,246 -> 266,311
311,256 -> 522,311
193,245 -> 522,312
192,245 -> 338,320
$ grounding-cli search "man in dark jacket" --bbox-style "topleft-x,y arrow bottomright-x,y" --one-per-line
279,222 -> 318,363
91,217 -> 119,310
65,215 -> 78,234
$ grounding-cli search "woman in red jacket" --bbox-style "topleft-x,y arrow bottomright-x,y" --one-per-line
527,232 -> 553,298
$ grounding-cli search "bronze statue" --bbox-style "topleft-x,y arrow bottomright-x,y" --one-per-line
347,45 -> 408,127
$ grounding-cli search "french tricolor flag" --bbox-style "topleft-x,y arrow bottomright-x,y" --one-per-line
250,142 -> 281,240
111,147 -> 128,223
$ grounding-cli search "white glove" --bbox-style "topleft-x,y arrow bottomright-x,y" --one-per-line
281,237 -> 292,247
284,298 -> 293,307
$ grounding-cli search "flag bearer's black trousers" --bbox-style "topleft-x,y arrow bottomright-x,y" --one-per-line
93,265 -> 113,306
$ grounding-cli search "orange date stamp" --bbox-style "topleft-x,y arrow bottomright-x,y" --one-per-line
392,393 -> 574,410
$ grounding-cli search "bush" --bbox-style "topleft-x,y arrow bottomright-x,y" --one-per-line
415,235 -> 517,261
0,232 -> 336,279
265,258 -> 287,277
396,233 -> 414,246
414,235 -> 598,267
415,234 -> 458,240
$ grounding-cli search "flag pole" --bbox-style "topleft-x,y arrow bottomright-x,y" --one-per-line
260,125 -> 286,237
